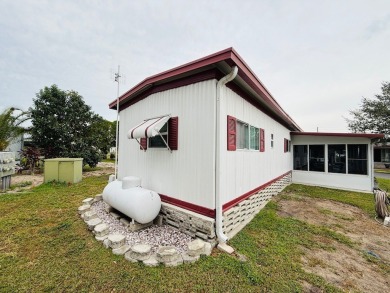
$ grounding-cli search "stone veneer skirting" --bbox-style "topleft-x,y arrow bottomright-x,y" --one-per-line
160,172 -> 292,241
160,203 -> 216,242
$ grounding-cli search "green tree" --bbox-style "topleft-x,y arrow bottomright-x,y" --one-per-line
88,115 -> 116,156
30,85 -> 111,167
347,81 -> 390,137
0,107 -> 30,151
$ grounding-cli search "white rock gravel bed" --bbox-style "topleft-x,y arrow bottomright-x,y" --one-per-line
90,200 -> 192,253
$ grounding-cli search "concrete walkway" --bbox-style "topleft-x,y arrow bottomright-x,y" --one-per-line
374,172 -> 390,179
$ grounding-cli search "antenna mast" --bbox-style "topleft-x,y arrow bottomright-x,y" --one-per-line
114,65 -> 121,179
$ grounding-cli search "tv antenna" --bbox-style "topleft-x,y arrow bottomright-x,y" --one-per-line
112,65 -> 125,180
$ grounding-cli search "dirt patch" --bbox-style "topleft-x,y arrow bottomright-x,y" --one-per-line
82,162 -> 114,178
5,162 -> 114,193
277,195 -> 390,292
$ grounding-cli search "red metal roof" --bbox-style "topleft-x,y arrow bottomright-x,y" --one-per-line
291,132 -> 384,139
109,47 -> 302,131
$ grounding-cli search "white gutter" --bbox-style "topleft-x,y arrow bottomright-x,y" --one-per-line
215,66 -> 238,243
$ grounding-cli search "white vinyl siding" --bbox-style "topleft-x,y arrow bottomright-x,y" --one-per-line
118,80 -> 216,209
220,86 -> 292,205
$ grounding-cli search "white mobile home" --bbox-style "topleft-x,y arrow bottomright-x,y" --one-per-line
110,48 -> 382,243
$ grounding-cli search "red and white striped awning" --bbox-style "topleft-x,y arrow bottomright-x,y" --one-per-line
127,115 -> 170,139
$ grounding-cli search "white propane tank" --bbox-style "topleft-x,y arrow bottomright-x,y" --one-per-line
102,176 -> 161,224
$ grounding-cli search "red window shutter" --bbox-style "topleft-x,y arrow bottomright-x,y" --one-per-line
284,138 -> 287,153
227,115 -> 236,151
260,128 -> 265,152
140,138 -> 147,150
168,117 -> 178,150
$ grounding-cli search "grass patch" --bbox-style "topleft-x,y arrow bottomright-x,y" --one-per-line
374,168 -> 390,174
2,179 -> 382,292
376,177 -> 390,191
102,158 -> 115,163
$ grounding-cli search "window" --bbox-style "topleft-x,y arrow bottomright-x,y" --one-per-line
309,145 -> 325,172
149,122 -> 168,148
293,145 -> 308,170
250,126 -> 259,150
328,144 -> 346,173
294,143 -> 368,175
348,144 -> 367,175
237,120 -> 249,149
227,116 -> 262,151
139,117 -> 178,151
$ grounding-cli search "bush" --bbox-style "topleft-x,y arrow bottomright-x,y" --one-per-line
81,150 -> 100,168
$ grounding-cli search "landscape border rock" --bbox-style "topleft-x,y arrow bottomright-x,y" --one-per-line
79,194 -> 218,267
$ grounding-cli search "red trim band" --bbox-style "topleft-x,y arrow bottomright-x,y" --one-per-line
159,194 -> 215,218
159,171 -> 291,219
109,48 -> 301,131
116,69 -> 223,112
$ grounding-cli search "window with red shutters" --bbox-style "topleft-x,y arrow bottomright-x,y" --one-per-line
140,137 -> 147,151
140,117 -> 178,151
168,117 -> 178,150
260,128 -> 265,152
227,115 -> 237,151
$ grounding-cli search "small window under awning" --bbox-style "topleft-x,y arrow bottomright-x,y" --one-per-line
127,115 -> 170,139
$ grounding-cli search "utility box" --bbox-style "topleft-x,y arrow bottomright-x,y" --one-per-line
1,152 -> 16,191
44,158 -> 83,184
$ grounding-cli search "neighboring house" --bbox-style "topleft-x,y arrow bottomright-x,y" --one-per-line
109,48 -> 383,243
5,135 -> 24,160
373,143 -> 390,163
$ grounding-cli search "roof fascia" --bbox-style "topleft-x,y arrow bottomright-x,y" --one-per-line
291,132 -> 384,139
109,48 -> 234,109
109,47 -> 302,131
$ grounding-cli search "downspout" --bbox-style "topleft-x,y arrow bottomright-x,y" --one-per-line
215,66 -> 238,243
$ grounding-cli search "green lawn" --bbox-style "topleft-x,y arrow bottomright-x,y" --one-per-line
0,177 -> 381,292
374,168 -> 390,174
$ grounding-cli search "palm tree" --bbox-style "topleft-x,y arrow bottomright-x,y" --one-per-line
0,107 -> 31,151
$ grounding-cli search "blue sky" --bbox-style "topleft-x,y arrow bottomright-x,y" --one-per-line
1,0 -> 389,132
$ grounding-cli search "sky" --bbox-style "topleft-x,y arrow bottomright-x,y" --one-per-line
1,0 -> 389,132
